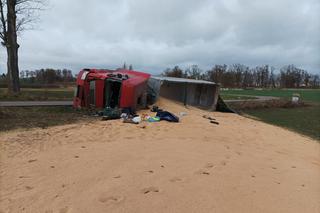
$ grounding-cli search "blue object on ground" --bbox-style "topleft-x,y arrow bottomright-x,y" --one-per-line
156,111 -> 179,122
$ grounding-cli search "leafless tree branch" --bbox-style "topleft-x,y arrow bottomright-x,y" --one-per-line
0,0 -> 7,45
15,0 -> 47,33
1,0 -> 46,43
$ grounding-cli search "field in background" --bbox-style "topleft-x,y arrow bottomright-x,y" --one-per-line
0,88 -> 74,101
221,88 -> 320,103
221,88 -> 320,140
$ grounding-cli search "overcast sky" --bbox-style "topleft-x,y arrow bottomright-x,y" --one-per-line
0,0 -> 319,74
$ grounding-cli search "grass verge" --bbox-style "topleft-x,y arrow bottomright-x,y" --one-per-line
221,88 -> 320,140
242,104 -> 320,140
0,106 -> 94,131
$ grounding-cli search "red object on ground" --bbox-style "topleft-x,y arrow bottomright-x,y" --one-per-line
73,68 -> 151,110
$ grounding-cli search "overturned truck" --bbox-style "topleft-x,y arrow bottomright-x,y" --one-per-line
73,68 -> 150,110
148,76 -> 220,110
73,69 -> 220,111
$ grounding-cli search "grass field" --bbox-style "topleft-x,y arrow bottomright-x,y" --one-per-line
0,88 -> 74,101
0,106 -> 93,131
221,88 -> 320,103
221,88 -> 320,140
244,105 -> 320,140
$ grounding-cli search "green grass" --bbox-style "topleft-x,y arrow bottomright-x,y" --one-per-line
221,88 -> 320,103
220,88 -> 320,140
0,88 -> 74,101
0,87 -> 91,131
243,104 -> 320,140
0,106 -> 93,131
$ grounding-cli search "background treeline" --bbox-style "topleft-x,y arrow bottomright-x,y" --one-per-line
162,64 -> 320,88
0,64 -> 319,88
0,68 -> 75,88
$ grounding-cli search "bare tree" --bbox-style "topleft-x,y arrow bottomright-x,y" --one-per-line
185,65 -> 202,80
0,0 -> 45,94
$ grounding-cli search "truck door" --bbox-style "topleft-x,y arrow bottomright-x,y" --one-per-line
89,80 -> 95,106
104,79 -> 122,108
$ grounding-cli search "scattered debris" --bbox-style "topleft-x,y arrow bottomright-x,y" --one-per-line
203,115 -> 219,125
210,120 -> 219,125
132,116 -> 142,124
120,113 -> 128,119
156,111 -> 179,122
122,113 -> 141,124
151,105 -> 162,112
123,118 -> 138,124
146,116 -> 160,122
101,107 -> 121,120
203,115 -> 215,120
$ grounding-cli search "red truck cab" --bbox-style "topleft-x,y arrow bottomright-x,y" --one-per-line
73,68 -> 151,110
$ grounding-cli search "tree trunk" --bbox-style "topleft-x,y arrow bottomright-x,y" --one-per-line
6,0 -> 20,94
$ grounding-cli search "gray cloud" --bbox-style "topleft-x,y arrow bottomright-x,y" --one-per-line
0,0 -> 319,74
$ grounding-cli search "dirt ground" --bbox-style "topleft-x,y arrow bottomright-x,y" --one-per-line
1,99 -> 319,213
